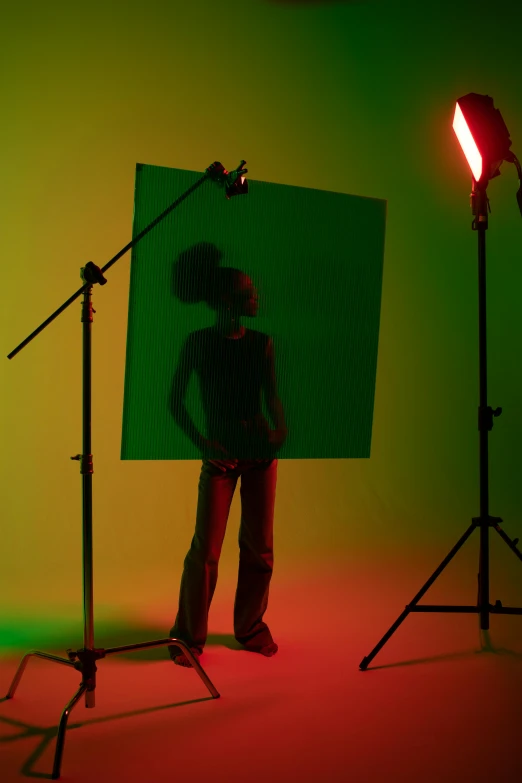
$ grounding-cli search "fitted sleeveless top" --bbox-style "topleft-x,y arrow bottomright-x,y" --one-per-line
185,326 -> 272,455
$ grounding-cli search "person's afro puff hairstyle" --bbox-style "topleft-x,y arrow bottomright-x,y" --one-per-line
172,242 -> 243,310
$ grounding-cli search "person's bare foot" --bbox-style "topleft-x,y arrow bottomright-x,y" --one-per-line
260,642 -> 278,657
171,649 -> 200,667
246,642 -> 278,657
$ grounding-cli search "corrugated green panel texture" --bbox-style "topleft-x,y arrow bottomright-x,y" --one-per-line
121,164 -> 386,460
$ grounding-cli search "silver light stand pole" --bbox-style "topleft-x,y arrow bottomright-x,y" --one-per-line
4,161 -> 246,779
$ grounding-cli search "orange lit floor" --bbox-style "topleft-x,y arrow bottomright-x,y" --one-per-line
1,554 -> 521,783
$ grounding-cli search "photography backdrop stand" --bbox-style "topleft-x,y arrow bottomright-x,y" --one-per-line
4,161 -> 246,779
359,181 -> 522,671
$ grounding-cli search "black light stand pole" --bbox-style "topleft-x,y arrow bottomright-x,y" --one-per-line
4,161 -> 246,779
475,182 -> 496,631
359,178 -> 522,672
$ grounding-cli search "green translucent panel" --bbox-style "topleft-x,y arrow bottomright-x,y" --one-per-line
121,164 -> 386,460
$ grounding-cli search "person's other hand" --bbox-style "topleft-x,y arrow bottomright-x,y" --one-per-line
240,418 -> 287,455
253,413 -> 271,438
268,428 -> 287,450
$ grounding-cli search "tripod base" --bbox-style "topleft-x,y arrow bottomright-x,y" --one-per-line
5,637 -> 220,779
359,517 -> 522,671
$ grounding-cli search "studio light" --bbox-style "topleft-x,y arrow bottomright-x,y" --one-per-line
226,168 -> 248,198
453,93 -> 522,215
453,93 -> 512,183
359,95 -> 522,672
206,160 -> 249,198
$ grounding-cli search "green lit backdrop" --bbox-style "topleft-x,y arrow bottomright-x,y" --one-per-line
1,0 -> 521,650
122,164 -> 385,460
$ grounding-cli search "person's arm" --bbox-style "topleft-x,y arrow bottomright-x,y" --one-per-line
172,403 -> 206,449
170,338 -> 232,460
263,337 -> 287,438
170,338 -> 206,449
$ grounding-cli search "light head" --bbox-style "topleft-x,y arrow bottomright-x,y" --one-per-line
206,160 -> 249,198
453,94 -> 513,185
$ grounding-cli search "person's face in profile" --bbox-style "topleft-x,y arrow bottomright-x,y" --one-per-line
227,274 -> 259,318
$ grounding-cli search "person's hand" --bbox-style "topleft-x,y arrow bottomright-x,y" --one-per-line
267,428 -> 287,450
240,417 -> 287,456
201,438 -> 238,471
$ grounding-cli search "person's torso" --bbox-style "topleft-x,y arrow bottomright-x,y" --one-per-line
190,327 -> 272,458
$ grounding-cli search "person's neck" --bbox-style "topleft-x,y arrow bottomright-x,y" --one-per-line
215,322 -> 245,339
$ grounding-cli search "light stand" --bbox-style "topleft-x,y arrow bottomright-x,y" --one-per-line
4,160 -> 248,778
359,100 -> 522,671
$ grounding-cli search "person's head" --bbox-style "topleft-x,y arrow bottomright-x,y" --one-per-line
173,242 -> 258,320
215,269 -> 259,319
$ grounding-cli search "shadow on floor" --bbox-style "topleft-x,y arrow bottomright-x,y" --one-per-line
0,692 -> 216,780
0,616 -> 242,663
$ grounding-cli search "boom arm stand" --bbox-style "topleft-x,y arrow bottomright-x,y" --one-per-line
3,163 -> 248,777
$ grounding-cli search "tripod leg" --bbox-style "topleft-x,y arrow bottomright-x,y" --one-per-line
5,651 -> 75,699
6,654 -> 32,699
359,607 -> 411,672
103,638 -> 220,699
52,683 -> 88,780
359,522 -> 476,670
493,522 -> 522,563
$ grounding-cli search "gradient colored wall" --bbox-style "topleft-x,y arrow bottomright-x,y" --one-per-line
2,0 -> 521,646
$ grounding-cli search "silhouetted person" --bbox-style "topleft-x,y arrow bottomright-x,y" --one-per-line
168,243 -> 287,667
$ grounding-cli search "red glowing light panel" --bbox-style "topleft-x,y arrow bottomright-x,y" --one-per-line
453,102 -> 483,182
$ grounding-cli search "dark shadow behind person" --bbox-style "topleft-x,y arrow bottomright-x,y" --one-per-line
168,242 -> 287,667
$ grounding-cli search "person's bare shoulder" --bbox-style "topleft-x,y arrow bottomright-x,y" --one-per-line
245,328 -> 270,340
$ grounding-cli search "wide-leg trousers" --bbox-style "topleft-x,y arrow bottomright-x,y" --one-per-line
170,458 -> 278,656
